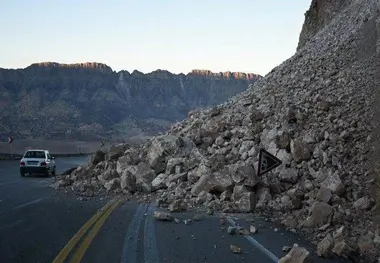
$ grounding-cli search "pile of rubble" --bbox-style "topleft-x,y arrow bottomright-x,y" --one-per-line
53,0 -> 380,262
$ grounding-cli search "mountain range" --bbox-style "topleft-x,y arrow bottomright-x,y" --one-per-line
0,62 -> 261,143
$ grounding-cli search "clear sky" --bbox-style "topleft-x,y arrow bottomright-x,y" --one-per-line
0,0 -> 311,76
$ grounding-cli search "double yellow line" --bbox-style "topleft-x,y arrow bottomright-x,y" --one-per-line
52,197 -> 122,263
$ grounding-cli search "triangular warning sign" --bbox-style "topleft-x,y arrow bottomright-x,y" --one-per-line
257,148 -> 282,176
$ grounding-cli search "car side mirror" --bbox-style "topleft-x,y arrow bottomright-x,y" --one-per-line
51,157 -> 55,160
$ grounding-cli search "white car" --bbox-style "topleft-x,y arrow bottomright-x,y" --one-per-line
20,149 -> 56,177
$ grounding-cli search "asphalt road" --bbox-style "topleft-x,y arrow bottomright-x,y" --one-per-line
0,157 -> 351,263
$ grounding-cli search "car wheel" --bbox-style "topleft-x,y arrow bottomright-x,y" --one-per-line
44,169 -> 49,177
20,171 -> 25,177
52,167 -> 56,176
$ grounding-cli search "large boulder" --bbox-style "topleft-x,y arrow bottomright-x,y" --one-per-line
116,148 -> 141,174
229,162 -> 260,187
165,158 -> 185,174
260,128 -> 278,150
236,192 -> 256,212
168,199 -> 187,212
290,139 -> 311,163
255,187 -> 272,210
104,178 -> 120,191
92,161 -> 106,177
231,185 -> 252,201
98,169 -> 119,184
151,173 -> 168,191
123,162 -> 156,192
146,135 -> 194,173
276,131 -> 291,149
278,168 -> 299,184
119,148 -> 141,168
317,233 -> 334,258
89,150 -> 105,166
320,172 -> 345,196
316,187 -> 332,203
191,169 -> 233,196
303,201 -> 333,228
120,170 -> 137,192
107,143 -> 130,161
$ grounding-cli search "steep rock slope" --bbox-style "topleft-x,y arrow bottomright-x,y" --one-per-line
0,63 -> 261,141
297,0 -> 349,50
54,0 -> 380,261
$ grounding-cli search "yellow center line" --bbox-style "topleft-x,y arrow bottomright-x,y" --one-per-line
69,198 -> 122,263
52,197 -> 119,263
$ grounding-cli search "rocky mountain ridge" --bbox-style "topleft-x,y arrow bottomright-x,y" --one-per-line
23,62 -> 260,80
0,63 -> 261,141
52,0 -> 380,262
27,62 -> 114,72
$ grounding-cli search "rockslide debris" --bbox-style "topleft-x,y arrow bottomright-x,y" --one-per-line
53,0 -> 380,262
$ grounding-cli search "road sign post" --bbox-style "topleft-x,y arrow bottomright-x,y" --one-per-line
257,148 -> 282,176
8,136 -> 14,158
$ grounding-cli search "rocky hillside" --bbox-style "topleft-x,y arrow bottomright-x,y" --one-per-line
52,0 -> 380,262
0,63 -> 261,141
297,0 -> 349,50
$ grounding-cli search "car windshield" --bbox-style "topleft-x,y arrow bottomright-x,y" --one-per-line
24,151 -> 46,159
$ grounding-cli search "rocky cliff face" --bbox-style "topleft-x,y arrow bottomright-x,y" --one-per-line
53,1 -> 380,262
0,64 -> 261,141
297,0 -> 349,50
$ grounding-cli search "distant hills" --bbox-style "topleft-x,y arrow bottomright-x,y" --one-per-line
0,62 -> 261,142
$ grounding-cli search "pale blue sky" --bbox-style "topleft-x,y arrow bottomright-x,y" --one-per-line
0,0 -> 311,76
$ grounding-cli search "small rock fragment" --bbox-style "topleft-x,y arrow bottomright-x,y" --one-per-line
278,244 -> 312,263
193,214 -> 202,221
230,244 -> 242,254
332,240 -> 351,257
168,199 -> 187,212
154,211 -> 173,221
228,226 -> 236,234
317,233 -> 334,258
249,225 -> 258,234
207,208 -> 214,215
357,232 -> 374,253
239,228 -> 250,235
